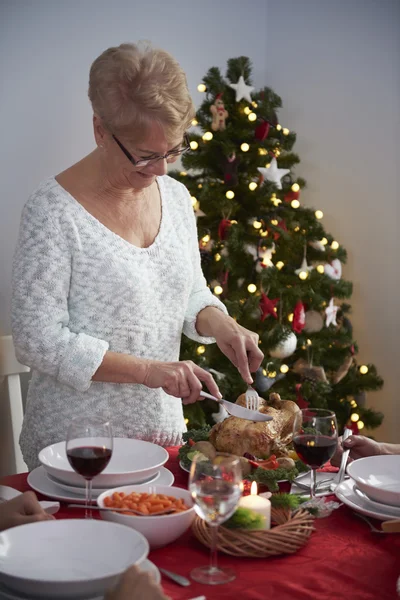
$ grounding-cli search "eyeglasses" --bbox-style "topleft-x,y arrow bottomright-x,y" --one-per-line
112,133 -> 190,167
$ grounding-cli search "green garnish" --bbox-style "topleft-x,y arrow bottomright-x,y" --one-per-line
249,466 -> 299,492
270,493 -> 302,510
182,427 -> 211,443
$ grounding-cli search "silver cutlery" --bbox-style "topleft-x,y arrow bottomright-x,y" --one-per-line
67,504 -> 175,516
159,567 -> 191,586
353,512 -> 386,534
334,427 -> 353,487
199,391 -> 272,422
245,385 -> 259,412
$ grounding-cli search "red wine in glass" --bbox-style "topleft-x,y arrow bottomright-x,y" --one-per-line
292,408 -> 338,498
293,435 -> 337,469
66,417 -> 113,518
66,446 -> 112,478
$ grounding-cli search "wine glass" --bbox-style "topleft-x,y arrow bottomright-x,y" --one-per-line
189,453 -> 242,585
293,408 -> 338,498
66,416 -> 113,519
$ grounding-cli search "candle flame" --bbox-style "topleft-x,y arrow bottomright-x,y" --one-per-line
250,481 -> 258,495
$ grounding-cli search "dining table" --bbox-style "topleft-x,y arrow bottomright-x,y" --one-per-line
1,446 -> 400,600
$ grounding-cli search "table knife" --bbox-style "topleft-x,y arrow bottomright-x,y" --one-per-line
159,567 -> 191,586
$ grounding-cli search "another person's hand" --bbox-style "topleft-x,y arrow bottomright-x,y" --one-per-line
142,359 -> 221,404
105,565 -> 170,600
212,316 -> 264,384
0,491 -> 54,531
331,435 -> 383,468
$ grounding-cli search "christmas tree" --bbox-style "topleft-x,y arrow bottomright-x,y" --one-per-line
171,57 -> 383,433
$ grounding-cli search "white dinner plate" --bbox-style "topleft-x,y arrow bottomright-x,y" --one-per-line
335,478 -> 400,521
46,469 -> 160,498
28,467 -> 174,504
179,460 -> 190,474
0,560 -> 159,600
39,438 -> 169,488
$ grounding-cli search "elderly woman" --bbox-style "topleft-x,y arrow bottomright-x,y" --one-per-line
12,43 -> 263,470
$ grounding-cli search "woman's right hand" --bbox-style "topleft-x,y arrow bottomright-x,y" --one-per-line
142,360 -> 221,404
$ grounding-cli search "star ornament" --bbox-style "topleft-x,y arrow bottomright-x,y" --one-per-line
325,298 -> 339,327
257,158 -> 290,190
259,293 -> 278,321
229,75 -> 254,103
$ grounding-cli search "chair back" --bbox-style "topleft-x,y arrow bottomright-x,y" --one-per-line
0,335 -> 30,474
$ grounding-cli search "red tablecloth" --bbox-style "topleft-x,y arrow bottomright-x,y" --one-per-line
2,448 -> 400,600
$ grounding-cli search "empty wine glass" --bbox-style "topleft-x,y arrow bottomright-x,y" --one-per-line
189,453 -> 242,585
66,416 -> 113,518
293,408 -> 338,498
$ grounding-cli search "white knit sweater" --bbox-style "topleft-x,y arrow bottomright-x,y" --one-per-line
12,175 -> 227,470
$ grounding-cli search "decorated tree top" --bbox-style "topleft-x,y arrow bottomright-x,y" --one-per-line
171,57 -> 383,432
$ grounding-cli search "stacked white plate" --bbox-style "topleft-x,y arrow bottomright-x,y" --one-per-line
28,439 -> 174,504
335,455 -> 400,520
0,519 -> 153,600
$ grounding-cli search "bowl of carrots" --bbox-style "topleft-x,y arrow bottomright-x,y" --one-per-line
96,485 -> 195,549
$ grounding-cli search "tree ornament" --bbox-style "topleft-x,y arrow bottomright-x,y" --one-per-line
255,120 -> 270,141
347,420 -> 359,435
255,368 -> 285,393
218,218 -> 232,241
293,358 -> 328,383
353,391 -> 367,407
303,310 -> 324,333
295,383 -> 309,409
269,330 -> 297,358
284,190 -> 300,203
259,293 -> 278,321
295,257 -> 313,276
309,240 -> 326,252
258,242 -> 276,269
223,152 -> 241,186
324,259 -> 342,281
257,157 -> 290,190
210,93 -> 229,131
229,75 -> 254,103
331,355 -> 354,384
292,300 -> 306,334
325,298 -> 339,327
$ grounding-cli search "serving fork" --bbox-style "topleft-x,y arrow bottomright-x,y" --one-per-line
245,385 -> 260,412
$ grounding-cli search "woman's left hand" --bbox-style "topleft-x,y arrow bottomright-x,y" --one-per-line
212,315 -> 264,384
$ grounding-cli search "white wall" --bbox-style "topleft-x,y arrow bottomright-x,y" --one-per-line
266,0 -> 400,442
0,0 -> 268,330
1,0 -> 399,449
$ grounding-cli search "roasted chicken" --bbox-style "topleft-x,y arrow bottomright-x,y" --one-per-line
209,392 -> 300,458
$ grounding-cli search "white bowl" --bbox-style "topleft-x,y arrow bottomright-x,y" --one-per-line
0,519 -> 149,599
39,438 -> 168,488
347,455 -> 400,507
97,484 -> 195,549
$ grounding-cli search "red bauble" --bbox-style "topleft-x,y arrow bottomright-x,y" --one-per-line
255,120 -> 270,141
218,219 -> 232,241
284,190 -> 300,203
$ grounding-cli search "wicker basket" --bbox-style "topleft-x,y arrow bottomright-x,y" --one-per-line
192,507 -> 314,558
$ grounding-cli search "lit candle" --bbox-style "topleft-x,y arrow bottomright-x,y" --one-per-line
238,482 -> 271,529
